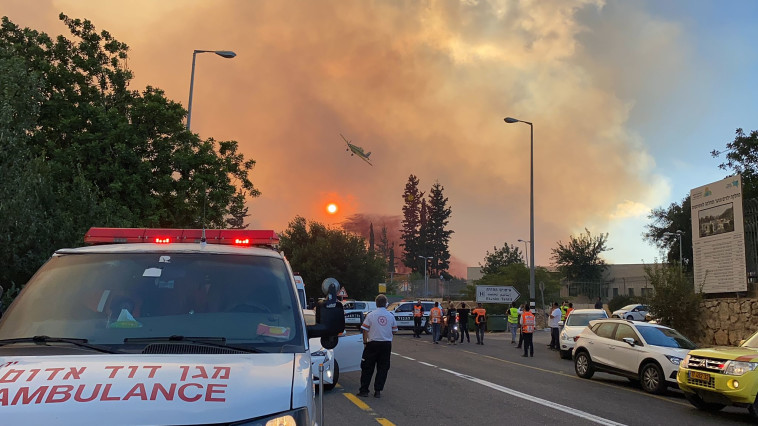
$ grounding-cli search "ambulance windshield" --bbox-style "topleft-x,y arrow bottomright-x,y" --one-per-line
0,252 -> 305,353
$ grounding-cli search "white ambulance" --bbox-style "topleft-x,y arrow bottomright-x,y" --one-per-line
0,227 -> 345,425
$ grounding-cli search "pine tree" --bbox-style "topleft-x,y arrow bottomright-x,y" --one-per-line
427,181 -> 453,276
400,174 -> 424,271
378,225 -> 389,259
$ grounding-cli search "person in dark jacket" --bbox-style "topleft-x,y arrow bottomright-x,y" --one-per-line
458,302 -> 470,343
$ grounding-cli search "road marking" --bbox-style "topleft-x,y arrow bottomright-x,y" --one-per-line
376,418 -> 396,425
440,368 -> 626,426
418,361 -> 436,367
402,356 -> 415,360
344,393 -> 372,411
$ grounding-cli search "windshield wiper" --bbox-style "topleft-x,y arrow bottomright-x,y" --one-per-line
124,335 -> 264,353
0,336 -> 117,354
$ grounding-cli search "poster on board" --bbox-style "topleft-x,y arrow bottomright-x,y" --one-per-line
690,175 -> 747,293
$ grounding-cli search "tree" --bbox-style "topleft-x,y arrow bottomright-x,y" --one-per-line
712,128 -> 758,199
378,225 -> 389,259
400,174 -> 423,271
480,243 -> 524,275
643,195 -> 693,271
279,216 -> 386,301
0,15 -> 260,296
551,229 -> 611,282
426,181 -> 453,277
644,262 -> 703,340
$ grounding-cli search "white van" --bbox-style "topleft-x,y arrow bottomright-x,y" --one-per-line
0,227 -> 345,425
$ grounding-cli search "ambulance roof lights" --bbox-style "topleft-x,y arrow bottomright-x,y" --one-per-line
84,227 -> 279,248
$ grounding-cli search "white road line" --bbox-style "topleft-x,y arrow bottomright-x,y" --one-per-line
439,368 -> 626,426
402,356 -> 415,360
418,362 -> 437,368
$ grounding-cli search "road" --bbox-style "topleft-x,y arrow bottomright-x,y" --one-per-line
315,329 -> 755,426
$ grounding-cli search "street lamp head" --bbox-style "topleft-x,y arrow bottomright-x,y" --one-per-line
504,117 -> 520,123
517,239 -> 530,243
214,50 -> 237,58
675,230 -> 684,235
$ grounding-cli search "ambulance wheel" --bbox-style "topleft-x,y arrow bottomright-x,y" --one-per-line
424,321 -> 432,335
684,392 -> 725,412
322,360 -> 339,391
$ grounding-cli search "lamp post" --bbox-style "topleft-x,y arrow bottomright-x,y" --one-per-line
418,255 -> 432,297
663,230 -> 684,278
517,239 -> 530,268
505,117 -> 535,308
187,50 -> 237,131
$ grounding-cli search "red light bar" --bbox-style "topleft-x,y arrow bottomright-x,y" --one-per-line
84,228 -> 279,247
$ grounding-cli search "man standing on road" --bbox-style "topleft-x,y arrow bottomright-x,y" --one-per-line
357,294 -> 398,399
446,302 -> 458,345
594,297 -> 603,309
458,302 -> 470,343
412,300 -> 424,338
472,303 -> 487,345
507,302 -> 519,344
520,304 -> 535,357
548,302 -> 561,350
515,303 -> 525,349
430,302 -> 443,344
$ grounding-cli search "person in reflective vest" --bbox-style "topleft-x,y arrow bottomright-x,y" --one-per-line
565,303 -> 574,322
560,301 -> 569,322
520,305 -> 535,357
507,302 -> 519,344
472,303 -> 487,345
412,301 -> 424,339
430,302 -> 443,344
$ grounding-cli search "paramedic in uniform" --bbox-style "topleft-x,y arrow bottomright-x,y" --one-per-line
357,294 -> 398,398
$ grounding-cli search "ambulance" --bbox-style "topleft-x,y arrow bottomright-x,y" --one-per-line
0,227 -> 345,425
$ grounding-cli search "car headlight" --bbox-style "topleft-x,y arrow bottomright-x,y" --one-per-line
234,407 -> 309,426
681,354 -> 690,369
560,332 -> 569,341
665,355 -> 683,365
724,360 -> 758,376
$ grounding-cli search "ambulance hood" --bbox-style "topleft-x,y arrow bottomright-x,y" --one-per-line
0,353 -> 310,425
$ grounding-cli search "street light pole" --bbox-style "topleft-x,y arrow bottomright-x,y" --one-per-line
517,239 -> 530,269
187,50 -> 237,131
663,230 -> 684,278
505,117 -> 536,308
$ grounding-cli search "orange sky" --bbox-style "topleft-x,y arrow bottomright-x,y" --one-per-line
4,0 -> 696,276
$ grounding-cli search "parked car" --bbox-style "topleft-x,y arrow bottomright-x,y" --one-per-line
304,310 -> 363,391
343,300 -> 377,328
558,308 -> 608,359
389,301 -> 435,335
678,328 -> 758,418
612,304 -> 649,321
573,319 -> 696,394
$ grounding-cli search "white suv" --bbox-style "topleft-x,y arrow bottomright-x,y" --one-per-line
573,319 -> 696,394
559,309 -> 608,359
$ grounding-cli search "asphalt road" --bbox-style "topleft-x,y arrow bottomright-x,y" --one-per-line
315,329 -> 756,426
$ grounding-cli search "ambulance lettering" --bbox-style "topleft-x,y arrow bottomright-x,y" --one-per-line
0,364 -> 232,406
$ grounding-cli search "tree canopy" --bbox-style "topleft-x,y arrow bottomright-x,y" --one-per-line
279,216 -> 386,301
550,229 -> 610,282
0,15 -> 259,296
712,128 -> 758,199
479,243 -> 525,276
643,195 -> 693,271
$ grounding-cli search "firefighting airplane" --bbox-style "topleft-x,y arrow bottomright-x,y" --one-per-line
340,134 -> 372,166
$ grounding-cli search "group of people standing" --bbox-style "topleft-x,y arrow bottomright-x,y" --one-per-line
412,300 -> 488,344
548,301 -> 574,350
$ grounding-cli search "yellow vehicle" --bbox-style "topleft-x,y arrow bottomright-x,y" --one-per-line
678,329 -> 758,419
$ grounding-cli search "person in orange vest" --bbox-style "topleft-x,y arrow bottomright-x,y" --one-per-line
472,302 -> 487,345
429,302 -> 443,344
565,303 -> 574,323
412,300 -> 424,339
520,304 -> 535,357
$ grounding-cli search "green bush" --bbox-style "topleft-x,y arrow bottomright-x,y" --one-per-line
644,262 -> 702,340
608,294 -> 641,313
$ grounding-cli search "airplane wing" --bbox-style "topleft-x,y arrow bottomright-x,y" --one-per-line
340,133 -> 351,147
358,154 -> 372,166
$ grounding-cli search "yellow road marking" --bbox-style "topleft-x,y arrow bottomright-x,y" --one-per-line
344,393 -> 372,411
376,418 -> 396,425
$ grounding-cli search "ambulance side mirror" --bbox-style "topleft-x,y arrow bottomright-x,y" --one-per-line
306,278 -> 345,349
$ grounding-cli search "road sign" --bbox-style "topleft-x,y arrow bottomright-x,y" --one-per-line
476,285 -> 520,304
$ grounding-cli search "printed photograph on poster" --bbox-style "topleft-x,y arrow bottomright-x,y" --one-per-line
698,203 -> 735,238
